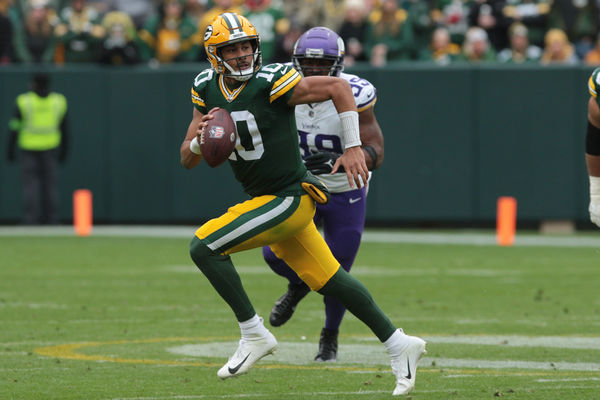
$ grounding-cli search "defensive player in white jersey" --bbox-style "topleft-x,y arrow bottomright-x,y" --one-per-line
262,27 -> 385,361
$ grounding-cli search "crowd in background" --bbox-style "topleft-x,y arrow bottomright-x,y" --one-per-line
1,0 -> 600,67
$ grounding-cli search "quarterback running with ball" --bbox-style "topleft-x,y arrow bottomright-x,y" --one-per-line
179,13 -> 426,396
263,27 -> 385,363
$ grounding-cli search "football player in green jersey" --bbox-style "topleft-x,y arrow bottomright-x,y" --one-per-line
586,68 -> 600,227
179,13 -> 426,396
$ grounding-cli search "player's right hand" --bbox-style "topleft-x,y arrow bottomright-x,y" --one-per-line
334,146 -> 368,189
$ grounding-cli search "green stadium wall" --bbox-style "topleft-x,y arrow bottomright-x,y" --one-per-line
0,64 -> 593,226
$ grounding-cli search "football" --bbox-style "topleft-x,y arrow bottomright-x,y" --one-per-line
200,108 -> 237,167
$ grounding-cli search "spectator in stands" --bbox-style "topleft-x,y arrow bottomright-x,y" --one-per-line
457,26 -> 497,62
244,0 -> 289,64
419,26 -> 461,65
405,0 -> 436,54
97,11 -> 140,65
501,0 -> 550,48
584,33 -> 600,66
365,0 -> 415,66
0,0 -> 15,63
7,73 -> 68,225
540,27 -> 578,64
183,0 -> 208,61
138,0 -> 202,64
107,0 -> 155,30
497,22 -> 541,63
83,0 -> 110,16
54,0 -> 105,63
199,0 -> 242,37
430,0 -> 470,46
12,0 -> 58,63
468,0 -> 510,52
338,0 -> 369,66
271,17 -> 305,63
548,0 -> 598,60
184,0 -> 207,22
282,0 -> 348,32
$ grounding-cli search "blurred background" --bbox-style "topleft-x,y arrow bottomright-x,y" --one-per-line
0,0 -> 595,229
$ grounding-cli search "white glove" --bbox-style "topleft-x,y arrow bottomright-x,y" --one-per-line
590,176 -> 600,227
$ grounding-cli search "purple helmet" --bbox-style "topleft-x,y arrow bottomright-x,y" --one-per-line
292,27 -> 345,77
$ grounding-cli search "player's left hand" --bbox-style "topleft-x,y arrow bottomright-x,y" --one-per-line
333,146 -> 368,189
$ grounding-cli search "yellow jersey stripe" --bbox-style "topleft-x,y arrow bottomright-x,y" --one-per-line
191,88 -> 205,107
219,75 -> 247,103
270,70 -> 301,103
357,97 -> 377,112
589,75 -> 597,98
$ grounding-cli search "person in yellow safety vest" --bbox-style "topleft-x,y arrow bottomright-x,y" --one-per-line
7,73 -> 69,225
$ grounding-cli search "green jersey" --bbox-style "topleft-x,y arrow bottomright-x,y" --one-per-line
191,63 -> 307,197
589,68 -> 600,109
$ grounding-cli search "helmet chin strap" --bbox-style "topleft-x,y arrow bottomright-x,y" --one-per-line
223,57 -> 255,81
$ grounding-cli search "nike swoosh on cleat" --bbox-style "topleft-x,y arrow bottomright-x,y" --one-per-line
405,359 -> 411,379
228,353 -> 250,375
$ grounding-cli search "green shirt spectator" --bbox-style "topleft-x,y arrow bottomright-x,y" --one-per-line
12,1 -> 59,63
456,26 -> 497,62
418,26 -> 461,65
54,0 -> 105,63
244,0 -> 289,64
365,0 -> 415,66
138,0 -> 202,63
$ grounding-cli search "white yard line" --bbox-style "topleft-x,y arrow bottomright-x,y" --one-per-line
166,338 -> 600,371
109,392 -> 392,400
0,226 -> 598,247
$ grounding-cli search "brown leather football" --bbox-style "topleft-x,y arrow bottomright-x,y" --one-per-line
200,108 -> 237,167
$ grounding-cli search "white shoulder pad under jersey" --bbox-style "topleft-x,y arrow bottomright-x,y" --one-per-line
295,72 -> 377,193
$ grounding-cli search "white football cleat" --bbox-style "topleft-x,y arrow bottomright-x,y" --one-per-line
391,335 -> 427,396
217,331 -> 277,379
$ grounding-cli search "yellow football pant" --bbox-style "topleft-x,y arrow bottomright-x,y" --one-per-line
195,194 -> 340,290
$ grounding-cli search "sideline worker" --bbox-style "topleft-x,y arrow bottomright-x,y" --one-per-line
7,73 -> 68,225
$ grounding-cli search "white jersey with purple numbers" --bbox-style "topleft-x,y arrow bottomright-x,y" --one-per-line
295,72 -> 377,193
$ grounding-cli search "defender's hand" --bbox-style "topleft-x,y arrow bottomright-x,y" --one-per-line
333,146 -> 368,189
304,151 -> 344,175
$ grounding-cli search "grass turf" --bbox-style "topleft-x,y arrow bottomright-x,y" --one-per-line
1,232 -> 599,399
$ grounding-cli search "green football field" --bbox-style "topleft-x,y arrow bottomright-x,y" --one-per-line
1,227 -> 599,400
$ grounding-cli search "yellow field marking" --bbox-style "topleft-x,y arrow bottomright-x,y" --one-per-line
35,337 -> 221,367
34,337 -> 389,373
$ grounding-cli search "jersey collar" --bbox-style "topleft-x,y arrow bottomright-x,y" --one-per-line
219,75 -> 248,103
